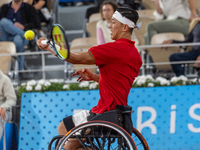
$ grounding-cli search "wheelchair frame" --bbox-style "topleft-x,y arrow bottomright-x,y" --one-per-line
48,108 -> 149,150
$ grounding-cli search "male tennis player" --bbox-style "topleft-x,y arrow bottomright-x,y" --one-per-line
37,6 -> 142,150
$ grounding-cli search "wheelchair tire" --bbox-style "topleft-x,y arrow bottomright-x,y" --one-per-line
48,135 -> 63,150
56,120 -> 137,150
132,127 -> 150,150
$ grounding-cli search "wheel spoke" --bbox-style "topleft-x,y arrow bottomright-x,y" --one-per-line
56,121 -> 139,150
75,135 -> 88,150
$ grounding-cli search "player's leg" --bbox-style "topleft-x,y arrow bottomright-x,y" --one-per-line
58,121 -> 68,135
58,119 -> 82,150
58,110 -> 90,150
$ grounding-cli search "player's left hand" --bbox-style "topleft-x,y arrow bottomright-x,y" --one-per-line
72,68 -> 93,82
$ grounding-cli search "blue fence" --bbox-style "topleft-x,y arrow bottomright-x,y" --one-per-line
18,85 -> 200,150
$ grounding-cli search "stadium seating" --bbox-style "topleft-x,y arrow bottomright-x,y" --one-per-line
142,0 -> 155,9
0,42 -> 18,79
134,17 -> 155,45
145,32 -> 185,72
88,12 -> 101,23
86,21 -> 98,37
70,37 -> 98,73
0,0 -> 11,7
137,9 -> 155,19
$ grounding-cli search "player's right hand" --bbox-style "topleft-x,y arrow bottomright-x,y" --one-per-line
72,68 -> 93,82
37,38 -> 58,56
37,37 -> 48,49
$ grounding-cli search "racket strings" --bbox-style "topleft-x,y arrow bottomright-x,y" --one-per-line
51,24 -> 69,60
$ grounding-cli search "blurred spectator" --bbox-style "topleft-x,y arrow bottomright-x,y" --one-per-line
97,0 -> 119,45
24,0 -> 51,37
195,55 -> 200,68
85,0 -> 138,23
0,0 -> 39,70
0,69 -> 17,139
0,0 -> 40,70
121,0 -> 142,10
162,17 -> 200,76
97,0 -> 139,45
144,0 -> 198,45
85,0 -> 104,22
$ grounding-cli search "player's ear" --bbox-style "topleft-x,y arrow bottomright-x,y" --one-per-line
122,24 -> 129,32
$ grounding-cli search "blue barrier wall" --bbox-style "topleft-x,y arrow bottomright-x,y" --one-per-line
18,85 -> 200,150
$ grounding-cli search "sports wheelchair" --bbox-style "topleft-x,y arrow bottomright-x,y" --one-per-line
48,105 -> 149,150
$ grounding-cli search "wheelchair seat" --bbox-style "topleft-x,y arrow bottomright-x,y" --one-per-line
88,105 -> 133,135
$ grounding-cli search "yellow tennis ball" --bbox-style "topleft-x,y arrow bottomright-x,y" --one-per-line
24,30 -> 35,40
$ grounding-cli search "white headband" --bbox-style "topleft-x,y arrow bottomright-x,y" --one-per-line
113,11 -> 136,28
112,11 -> 142,30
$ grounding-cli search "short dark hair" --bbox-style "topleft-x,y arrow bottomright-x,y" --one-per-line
116,6 -> 139,33
100,0 -> 119,20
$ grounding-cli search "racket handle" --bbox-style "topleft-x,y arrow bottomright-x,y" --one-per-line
41,40 -> 57,56
41,40 -> 59,49
41,40 -> 49,45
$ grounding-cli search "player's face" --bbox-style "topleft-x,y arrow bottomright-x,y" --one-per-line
109,18 -> 124,40
102,4 -> 114,20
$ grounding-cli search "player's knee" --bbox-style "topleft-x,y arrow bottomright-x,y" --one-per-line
58,121 -> 68,135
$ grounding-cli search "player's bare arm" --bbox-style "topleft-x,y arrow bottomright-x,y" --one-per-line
67,51 -> 95,65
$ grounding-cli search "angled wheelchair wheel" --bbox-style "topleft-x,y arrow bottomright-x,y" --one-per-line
56,120 -> 137,150
132,127 -> 149,150
48,135 -> 63,150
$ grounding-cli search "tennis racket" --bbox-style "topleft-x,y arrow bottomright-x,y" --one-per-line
41,24 -> 70,60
